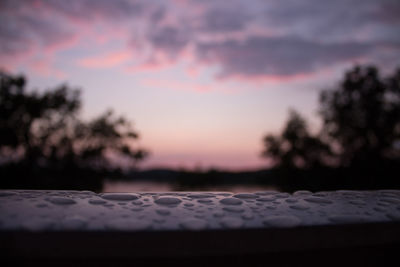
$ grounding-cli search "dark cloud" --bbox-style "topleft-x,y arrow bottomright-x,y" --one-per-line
0,6 -> 72,56
262,0 -> 400,43
42,0 -> 144,22
148,26 -> 190,57
0,0 -> 145,57
0,0 -> 399,78
197,37 -> 372,77
199,7 -> 251,32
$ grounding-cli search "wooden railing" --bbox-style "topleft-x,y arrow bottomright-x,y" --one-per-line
1,190 -> 400,266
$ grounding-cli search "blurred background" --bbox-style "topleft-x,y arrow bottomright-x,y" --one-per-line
0,0 -> 399,192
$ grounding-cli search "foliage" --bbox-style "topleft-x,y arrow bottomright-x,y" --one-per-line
0,71 -> 147,172
263,65 -> 400,170
262,110 -> 332,169
320,66 -> 400,166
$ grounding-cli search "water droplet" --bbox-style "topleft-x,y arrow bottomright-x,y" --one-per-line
313,192 -> 327,197
275,193 -> 290,199
380,197 -> 400,204
223,206 -> 245,213
256,196 -> 276,202
47,197 -> 76,205
132,200 -> 143,205
88,199 -> 107,205
213,211 -> 225,217
293,190 -> 312,196
0,191 -> 16,197
220,198 -> 243,205
180,218 -> 208,230
184,203 -> 194,207
242,213 -> 254,220
289,204 -> 309,210
349,200 -> 366,205
197,199 -> 213,204
101,193 -> 139,201
156,209 -> 171,216
155,197 -> 182,205
220,217 -> 244,229
373,207 -> 387,213
285,198 -> 298,203
263,216 -> 301,227
233,193 -> 259,199
187,193 -> 214,198
304,197 -> 333,204
255,191 -> 278,196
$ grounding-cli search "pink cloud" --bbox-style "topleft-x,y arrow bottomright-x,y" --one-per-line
44,33 -> 80,54
30,57 -> 66,78
125,58 -> 173,73
140,78 -> 215,92
217,72 -> 317,85
77,50 -> 132,69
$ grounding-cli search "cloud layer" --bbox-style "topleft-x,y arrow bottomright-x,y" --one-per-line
1,0 -> 399,80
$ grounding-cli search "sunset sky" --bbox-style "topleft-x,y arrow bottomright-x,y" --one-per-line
1,0 -> 399,170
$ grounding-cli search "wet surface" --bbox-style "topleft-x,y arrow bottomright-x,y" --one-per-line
0,190 -> 400,231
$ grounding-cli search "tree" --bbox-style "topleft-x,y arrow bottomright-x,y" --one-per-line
262,65 -> 400,190
320,65 -> 400,167
262,110 -> 332,169
0,71 -> 147,172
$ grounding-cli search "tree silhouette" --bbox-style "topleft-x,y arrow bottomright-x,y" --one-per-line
320,65 -> 400,167
0,71 -> 147,173
262,110 -> 332,169
262,65 -> 400,189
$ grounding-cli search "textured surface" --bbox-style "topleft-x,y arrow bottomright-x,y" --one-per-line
1,189 -> 400,231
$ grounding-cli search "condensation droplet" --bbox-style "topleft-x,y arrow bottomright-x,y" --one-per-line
223,206 -> 245,213
220,198 -> 243,205
187,193 -> 214,198
198,199 -> 213,204
88,199 -> 107,205
242,213 -> 254,220
47,197 -> 76,205
101,193 -> 139,201
289,204 -> 309,210
155,197 -> 182,205
256,196 -> 276,202
304,197 -> 333,204
0,191 -> 16,197
156,209 -> 171,216
233,193 -> 259,199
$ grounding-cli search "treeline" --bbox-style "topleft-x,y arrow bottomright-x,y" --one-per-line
0,71 -> 147,191
262,65 -> 400,191
1,65 -> 399,192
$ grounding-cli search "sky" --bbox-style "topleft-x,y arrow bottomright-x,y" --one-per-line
1,0 -> 400,170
